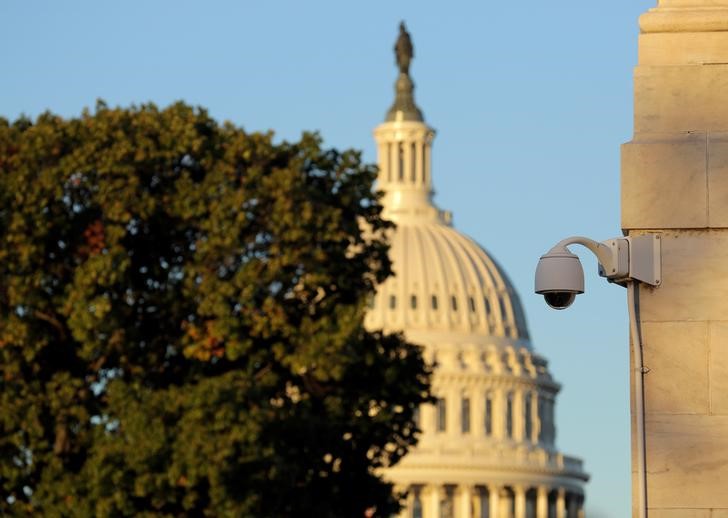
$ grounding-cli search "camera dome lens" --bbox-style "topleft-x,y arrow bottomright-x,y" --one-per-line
544,291 -> 576,310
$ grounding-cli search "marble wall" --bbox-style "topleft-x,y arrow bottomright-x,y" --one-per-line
623,2 -> 728,514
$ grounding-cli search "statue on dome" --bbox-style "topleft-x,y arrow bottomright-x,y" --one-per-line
395,21 -> 413,75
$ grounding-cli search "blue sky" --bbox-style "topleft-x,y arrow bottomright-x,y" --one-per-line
1,1 -> 657,515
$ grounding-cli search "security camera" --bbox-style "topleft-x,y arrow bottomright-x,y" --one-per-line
535,247 -> 584,309
535,235 -> 661,310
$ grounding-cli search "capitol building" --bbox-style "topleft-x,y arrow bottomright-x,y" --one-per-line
364,24 -> 588,518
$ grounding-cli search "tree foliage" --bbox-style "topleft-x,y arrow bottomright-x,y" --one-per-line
0,102 -> 431,517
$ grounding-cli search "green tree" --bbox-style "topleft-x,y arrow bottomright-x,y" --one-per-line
0,102 -> 431,517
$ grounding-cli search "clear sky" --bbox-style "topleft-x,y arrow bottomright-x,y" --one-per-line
1,1 -> 657,515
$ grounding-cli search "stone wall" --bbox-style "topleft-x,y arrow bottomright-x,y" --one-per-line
623,2 -> 728,515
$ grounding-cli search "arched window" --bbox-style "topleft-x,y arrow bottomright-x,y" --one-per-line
431,295 -> 438,310
538,396 -> 547,443
410,142 -> 416,182
412,489 -> 423,518
484,394 -> 493,436
398,143 -> 404,181
538,396 -> 555,445
524,393 -> 533,442
506,392 -> 514,439
389,295 -> 396,310
479,487 -> 490,518
451,295 -> 458,311
461,397 -> 471,433
439,490 -> 454,518
410,295 -> 417,309
499,297 -> 509,320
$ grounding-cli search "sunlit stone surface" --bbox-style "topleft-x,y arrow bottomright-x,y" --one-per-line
623,1 -> 728,514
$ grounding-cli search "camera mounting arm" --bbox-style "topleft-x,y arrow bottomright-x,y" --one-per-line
551,234 -> 661,287
549,236 -> 624,280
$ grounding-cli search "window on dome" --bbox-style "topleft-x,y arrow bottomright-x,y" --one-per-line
526,489 -> 537,517
412,491 -> 423,518
451,296 -> 458,311
431,295 -> 438,310
389,295 -> 396,309
439,490 -> 454,517
398,143 -> 404,181
549,400 -> 556,445
484,394 -> 493,436
506,393 -> 514,439
469,296 -> 476,312
410,295 -> 417,309
500,297 -> 509,320
479,487 -> 490,517
436,398 -> 447,432
525,393 -> 533,442
410,142 -> 416,182
483,296 -> 491,314
461,397 -> 471,433
538,396 -> 546,443
512,298 -> 530,339
538,396 -> 555,445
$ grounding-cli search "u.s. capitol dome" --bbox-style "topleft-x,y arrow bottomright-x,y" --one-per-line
364,23 -> 588,518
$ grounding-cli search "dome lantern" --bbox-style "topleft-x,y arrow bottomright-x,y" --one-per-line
374,22 -> 437,221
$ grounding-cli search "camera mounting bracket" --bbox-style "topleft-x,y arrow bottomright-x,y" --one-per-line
552,234 -> 661,288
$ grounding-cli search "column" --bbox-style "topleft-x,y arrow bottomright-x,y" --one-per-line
536,486 -> 548,518
424,484 -> 441,518
403,138 -> 413,183
421,400 -> 435,435
514,486 -> 526,518
424,141 -> 432,188
377,142 -> 389,185
472,389 -> 484,439
415,140 -> 424,187
472,487 -> 484,518
535,395 -> 543,445
488,485 -> 500,518
447,390 -> 459,438
456,485 -> 473,518
555,488 -> 565,518
514,391 -> 524,442
397,486 -> 414,518
493,389 -> 504,440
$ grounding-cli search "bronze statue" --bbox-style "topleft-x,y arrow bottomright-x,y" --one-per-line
395,21 -> 413,75
385,21 -> 423,122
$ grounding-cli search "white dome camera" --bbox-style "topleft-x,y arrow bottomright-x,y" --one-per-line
535,235 -> 661,310
535,247 -> 584,309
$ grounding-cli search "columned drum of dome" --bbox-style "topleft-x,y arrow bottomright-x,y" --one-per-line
365,23 -> 588,518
